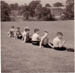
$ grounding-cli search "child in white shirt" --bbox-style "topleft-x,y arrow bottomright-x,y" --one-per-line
49,32 -> 66,50
8,26 -> 15,38
22,27 -> 31,43
32,28 -> 40,45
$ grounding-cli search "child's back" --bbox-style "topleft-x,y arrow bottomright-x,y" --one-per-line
42,37 -> 49,45
32,28 -> 40,45
16,29 -> 22,36
16,27 -> 22,39
53,36 -> 61,47
26,32 -> 31,42
8,26 -> 15,37
40,31 -> 49,48
32,33 -> 40,42
22,27 -> 31,43
32,29 -> 40,42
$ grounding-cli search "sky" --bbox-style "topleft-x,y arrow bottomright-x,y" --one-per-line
1,0 -> 67,6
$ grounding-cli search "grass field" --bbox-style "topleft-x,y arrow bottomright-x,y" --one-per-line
1,21 -> 74,73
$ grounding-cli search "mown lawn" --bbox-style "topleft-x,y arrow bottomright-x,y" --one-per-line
1,21 -> 74,73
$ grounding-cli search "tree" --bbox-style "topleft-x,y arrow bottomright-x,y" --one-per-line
40,7 -> 55,21
18,5 -> 25,15
66,0 -> 74,5
21,5 -> 30,20
35,3 -> 42,19
34,3 -> 55,21
29,0 -> 40,10
29,0 -> 41,17
35,6 -> 55,21
1,1 -> 11,21
45,3 -> 51,8
63,0 -> 74,20
9,3 -> 19,10
53,2 -> 63,7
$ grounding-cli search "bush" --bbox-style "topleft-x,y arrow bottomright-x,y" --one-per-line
63,0 -> 74,20
53,2 -> 63,7
38,7 -> 55,21
1,1 -> 11,21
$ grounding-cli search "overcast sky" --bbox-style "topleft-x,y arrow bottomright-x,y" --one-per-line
2,0 -> 67,6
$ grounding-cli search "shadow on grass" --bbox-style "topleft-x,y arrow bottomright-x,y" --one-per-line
67,48 -> 74,52
8,37 -> 75,52
54,47 -> 74,52
43,44 -> 74,52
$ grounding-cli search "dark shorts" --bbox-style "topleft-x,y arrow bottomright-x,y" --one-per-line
42,44 -> 52,48
67,48 -> 74,52
32,41 -> 40,46
42,43 -> 53,48
43,43 -> 66,51
10,32 -> 14,37
17,35 -> 23,39
54,47 -> 66,51
26,38 -> 32,43
49,42 -> 66,50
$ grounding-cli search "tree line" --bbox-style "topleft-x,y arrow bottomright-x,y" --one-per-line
1,0 -> 74,21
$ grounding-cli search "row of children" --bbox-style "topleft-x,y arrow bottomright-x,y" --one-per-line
8,26 -> 67,50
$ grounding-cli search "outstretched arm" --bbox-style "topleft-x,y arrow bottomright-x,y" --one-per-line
39,35 -> 46,48
48,42 -> 54,48
39,37 -> 43,48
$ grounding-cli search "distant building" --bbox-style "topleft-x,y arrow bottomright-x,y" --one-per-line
48,6 -> 66,16
66,0 -> 74,5
46,6 -> 66,19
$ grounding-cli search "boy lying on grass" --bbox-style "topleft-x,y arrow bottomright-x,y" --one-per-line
8,26 -> 15,38
49,32 -> 74,52
40,32 -> 66,50
49,32 -> 66,50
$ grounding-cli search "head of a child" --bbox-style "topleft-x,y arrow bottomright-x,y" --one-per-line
44,31 -> 48,37
16,27 -> 20,31
11,26 -> 14,29
25,27 -> 30,32
34,28 -> 39,34
57,32 -> 63,39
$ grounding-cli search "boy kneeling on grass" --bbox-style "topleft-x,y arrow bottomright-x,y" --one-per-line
22,27 -> 31,43
8,26 -> 15,38
32,28 -> 40,45
15,27 -> 23,39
